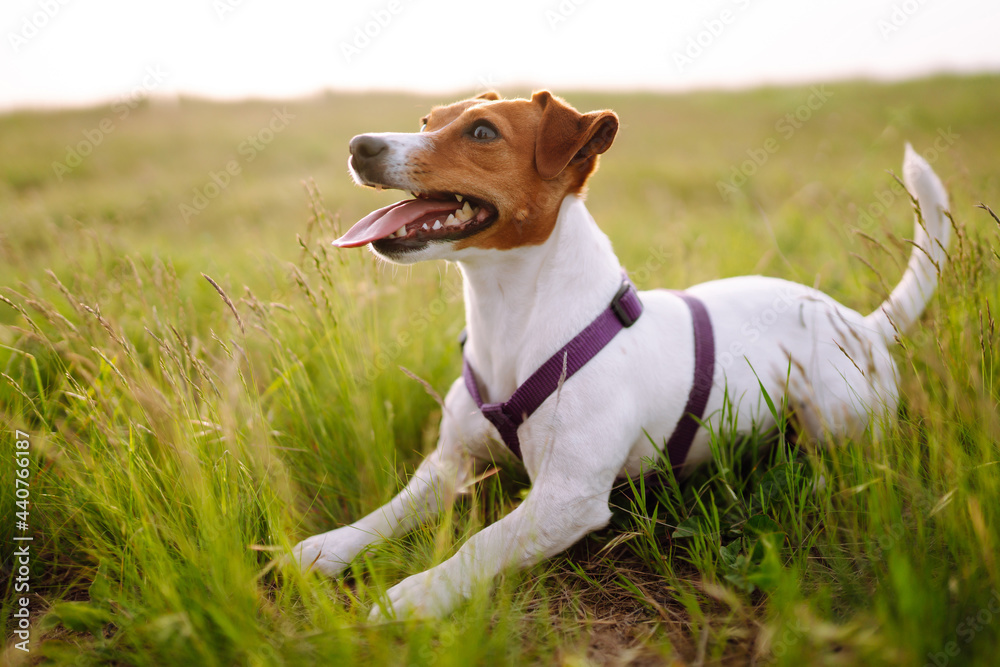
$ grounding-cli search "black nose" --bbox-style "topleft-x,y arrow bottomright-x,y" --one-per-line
350,134 -> 388,169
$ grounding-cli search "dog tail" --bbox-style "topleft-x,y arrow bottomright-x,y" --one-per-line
865,143 -> 951,342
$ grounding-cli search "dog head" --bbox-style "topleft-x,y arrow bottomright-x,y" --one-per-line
334,91 -> 619,264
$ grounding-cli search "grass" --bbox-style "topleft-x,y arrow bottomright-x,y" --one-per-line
1,74 -> 999,665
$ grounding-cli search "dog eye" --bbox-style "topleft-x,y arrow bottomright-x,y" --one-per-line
468,120 -> 499,142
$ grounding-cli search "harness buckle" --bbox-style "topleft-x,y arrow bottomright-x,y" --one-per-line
610,280 -> 642,328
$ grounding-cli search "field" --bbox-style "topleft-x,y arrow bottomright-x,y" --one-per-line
2,74 -> 1000,665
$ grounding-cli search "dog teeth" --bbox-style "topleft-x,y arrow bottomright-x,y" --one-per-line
432,220 -> 442,230
455,194 -> 463,202
422,223 -> 429,230
456,201 -> 473,222
445,213 -> 459,227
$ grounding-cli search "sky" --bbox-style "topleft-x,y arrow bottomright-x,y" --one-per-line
1,0 -> 998,111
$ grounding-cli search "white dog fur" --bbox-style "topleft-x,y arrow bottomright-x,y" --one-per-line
293,95 -> 950,620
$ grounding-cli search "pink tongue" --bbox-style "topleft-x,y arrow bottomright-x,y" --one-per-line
333,198 -> 462,248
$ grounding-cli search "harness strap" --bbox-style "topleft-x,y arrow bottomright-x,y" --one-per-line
663,292 -> 715,471
462,278 -> 642,461
462,279 -> 714,472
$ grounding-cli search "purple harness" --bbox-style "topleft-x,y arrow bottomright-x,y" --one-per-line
462,277 -> 715,471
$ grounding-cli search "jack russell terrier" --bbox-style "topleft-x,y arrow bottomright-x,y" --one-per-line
292,90 -> 950,619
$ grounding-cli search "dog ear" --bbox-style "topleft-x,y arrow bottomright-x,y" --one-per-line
476,91 -> 501,101
532,91 -> 619,180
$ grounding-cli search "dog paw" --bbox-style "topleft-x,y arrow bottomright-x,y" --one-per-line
291,529 -> 364,577
368,568 -> 466,621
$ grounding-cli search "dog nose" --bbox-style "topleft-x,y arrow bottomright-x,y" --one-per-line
350,134 -> 388,168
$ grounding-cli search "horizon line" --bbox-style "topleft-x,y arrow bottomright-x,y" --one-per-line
3,66 -> 998,116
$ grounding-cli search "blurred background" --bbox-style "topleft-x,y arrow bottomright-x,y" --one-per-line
3,0 -> 999,109
3,0 -> 998,282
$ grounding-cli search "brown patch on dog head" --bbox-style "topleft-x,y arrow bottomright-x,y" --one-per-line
406,90 -> 618,252
533,91 -> 619,184
421,91 -> 501,132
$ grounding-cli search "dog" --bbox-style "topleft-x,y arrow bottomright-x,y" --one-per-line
292,90 -> 950,619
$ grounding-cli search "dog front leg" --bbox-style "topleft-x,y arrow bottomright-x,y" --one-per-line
293,445 -> 468,577
371,477 -> 613,619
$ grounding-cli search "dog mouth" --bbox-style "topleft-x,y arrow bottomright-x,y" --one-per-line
332,191 -> 498,250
